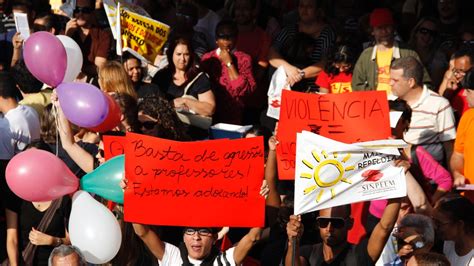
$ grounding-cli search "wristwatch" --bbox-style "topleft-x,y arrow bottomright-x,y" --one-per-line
55,237 -> 63,247
226,62 -> 233,68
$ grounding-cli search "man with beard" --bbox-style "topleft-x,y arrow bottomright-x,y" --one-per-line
352,8 -> 430,95
285,198 -> 401,265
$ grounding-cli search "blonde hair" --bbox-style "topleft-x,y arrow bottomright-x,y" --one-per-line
99,61 -> 138,99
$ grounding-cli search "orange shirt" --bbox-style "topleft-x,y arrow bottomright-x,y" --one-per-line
454,108 -> 474,201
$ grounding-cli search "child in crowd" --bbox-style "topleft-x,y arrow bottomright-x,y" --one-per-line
315,44 -> 357,94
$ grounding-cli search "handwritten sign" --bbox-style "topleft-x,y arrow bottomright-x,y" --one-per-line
276,90 -> 390,180
118,8 -> 170,63
102,135 -> 126,161
124,133 -> 265,227
103,0 -> 149,40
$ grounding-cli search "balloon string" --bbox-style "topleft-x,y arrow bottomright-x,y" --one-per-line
53,104 -> 59,157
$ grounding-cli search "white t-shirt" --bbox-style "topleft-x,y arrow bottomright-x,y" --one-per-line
443,241 -> 474,266
159,242 -> 237,265
0,105 -> 40,160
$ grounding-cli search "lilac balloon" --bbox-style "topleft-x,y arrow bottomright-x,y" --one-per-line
57,82 -> 109,128
23,32 -> 67,87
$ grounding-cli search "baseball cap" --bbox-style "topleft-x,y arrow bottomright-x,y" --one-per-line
370,8 -> 394,28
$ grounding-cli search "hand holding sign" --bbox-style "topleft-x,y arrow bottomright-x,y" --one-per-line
277,90 -> 391,180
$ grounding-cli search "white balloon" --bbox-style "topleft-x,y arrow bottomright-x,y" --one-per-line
57,35 -> 83,83
69,191 -> 122,264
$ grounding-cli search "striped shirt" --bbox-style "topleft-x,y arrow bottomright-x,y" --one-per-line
159,242 -> 236,265
404,86 -> 456,163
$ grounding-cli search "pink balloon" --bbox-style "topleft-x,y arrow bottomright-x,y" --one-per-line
23,32 -> 67,87
6,149 -> 79,202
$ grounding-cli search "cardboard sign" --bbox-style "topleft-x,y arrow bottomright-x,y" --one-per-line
294,131 -> 406,215
102,135 -> 126,161
103,0 -> 148,40
118,8 -> 170,63
124,133 -> 265,227
276,90 -> 390,180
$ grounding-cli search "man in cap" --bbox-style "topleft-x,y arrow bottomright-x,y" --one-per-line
352,8 -> 430,95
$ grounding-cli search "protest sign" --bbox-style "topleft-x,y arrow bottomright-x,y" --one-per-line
267,66 -> 290,119
13,13 -> 30,40
294,131 -> 406,215
276,90 -> 391,180
124,133 -> 265,227
117,8 -> 169,63
102,135 -> 126,161
103,0 -> 148,40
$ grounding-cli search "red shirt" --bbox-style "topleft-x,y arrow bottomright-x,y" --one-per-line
315,71 -> 353,93
201,49 -> 256,125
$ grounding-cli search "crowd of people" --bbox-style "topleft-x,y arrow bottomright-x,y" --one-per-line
1,0 -> 474,265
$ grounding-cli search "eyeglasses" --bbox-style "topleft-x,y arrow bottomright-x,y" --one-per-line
141,121 -> 157,130
97,148 -> 105,158
452,67 -> 472,76
216,33 -> 236,40
184,228 -> 213,237
418,27 -> 437,37
74,6 -> 94,14
316,217 -> 347,229
396,237 -> 425,250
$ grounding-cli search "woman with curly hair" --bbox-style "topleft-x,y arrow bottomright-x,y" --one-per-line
137,96 -> 190,141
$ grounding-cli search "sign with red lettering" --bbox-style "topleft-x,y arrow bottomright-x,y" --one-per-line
276,90 -> 390,180
103,136 -> 126,161
124,132 -> 265,227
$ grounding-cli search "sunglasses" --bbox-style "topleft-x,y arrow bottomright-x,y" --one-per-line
184,228 -> 213,237
217,33 -> 235,40
316,217 -> 347,229
141,121 -> 157,130
418,28 -> 437,37
97,148 -> 105,158
74,6 -> 94,14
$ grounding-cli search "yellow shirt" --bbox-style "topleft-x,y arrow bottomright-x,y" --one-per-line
376,48 -> 393,94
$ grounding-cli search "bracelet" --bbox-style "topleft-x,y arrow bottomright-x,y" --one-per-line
55,237 -> 63,247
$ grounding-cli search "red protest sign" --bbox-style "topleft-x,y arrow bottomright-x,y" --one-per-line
276,90 -> 390,180
102,136 -> 126,161
124,132 -> 265,227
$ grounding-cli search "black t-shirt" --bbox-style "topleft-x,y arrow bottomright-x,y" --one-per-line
18,196 -> 71,266
47,140 -> 98,179
152,68 -> 211,101
135,81 -> 164,101
300,239 -> 373,266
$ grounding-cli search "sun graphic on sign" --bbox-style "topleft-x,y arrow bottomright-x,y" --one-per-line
300,150 -> 356,202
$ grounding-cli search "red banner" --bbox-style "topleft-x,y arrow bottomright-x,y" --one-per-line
102,136 -> 126,161
124,132 -> 265,227
276,90 -> 390,180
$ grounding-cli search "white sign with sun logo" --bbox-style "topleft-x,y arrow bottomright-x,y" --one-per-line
294,131 -> 407,215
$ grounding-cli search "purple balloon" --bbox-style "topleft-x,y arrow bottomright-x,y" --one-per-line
57,82 -> 109,128
23,32 -> 67,87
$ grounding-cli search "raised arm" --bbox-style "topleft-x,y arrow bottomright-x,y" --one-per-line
367,197 -> 401,262
233,227 -> 262,264
132,223 -> 166,260
52,93 -> 95,173
284,215 -> 306,266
